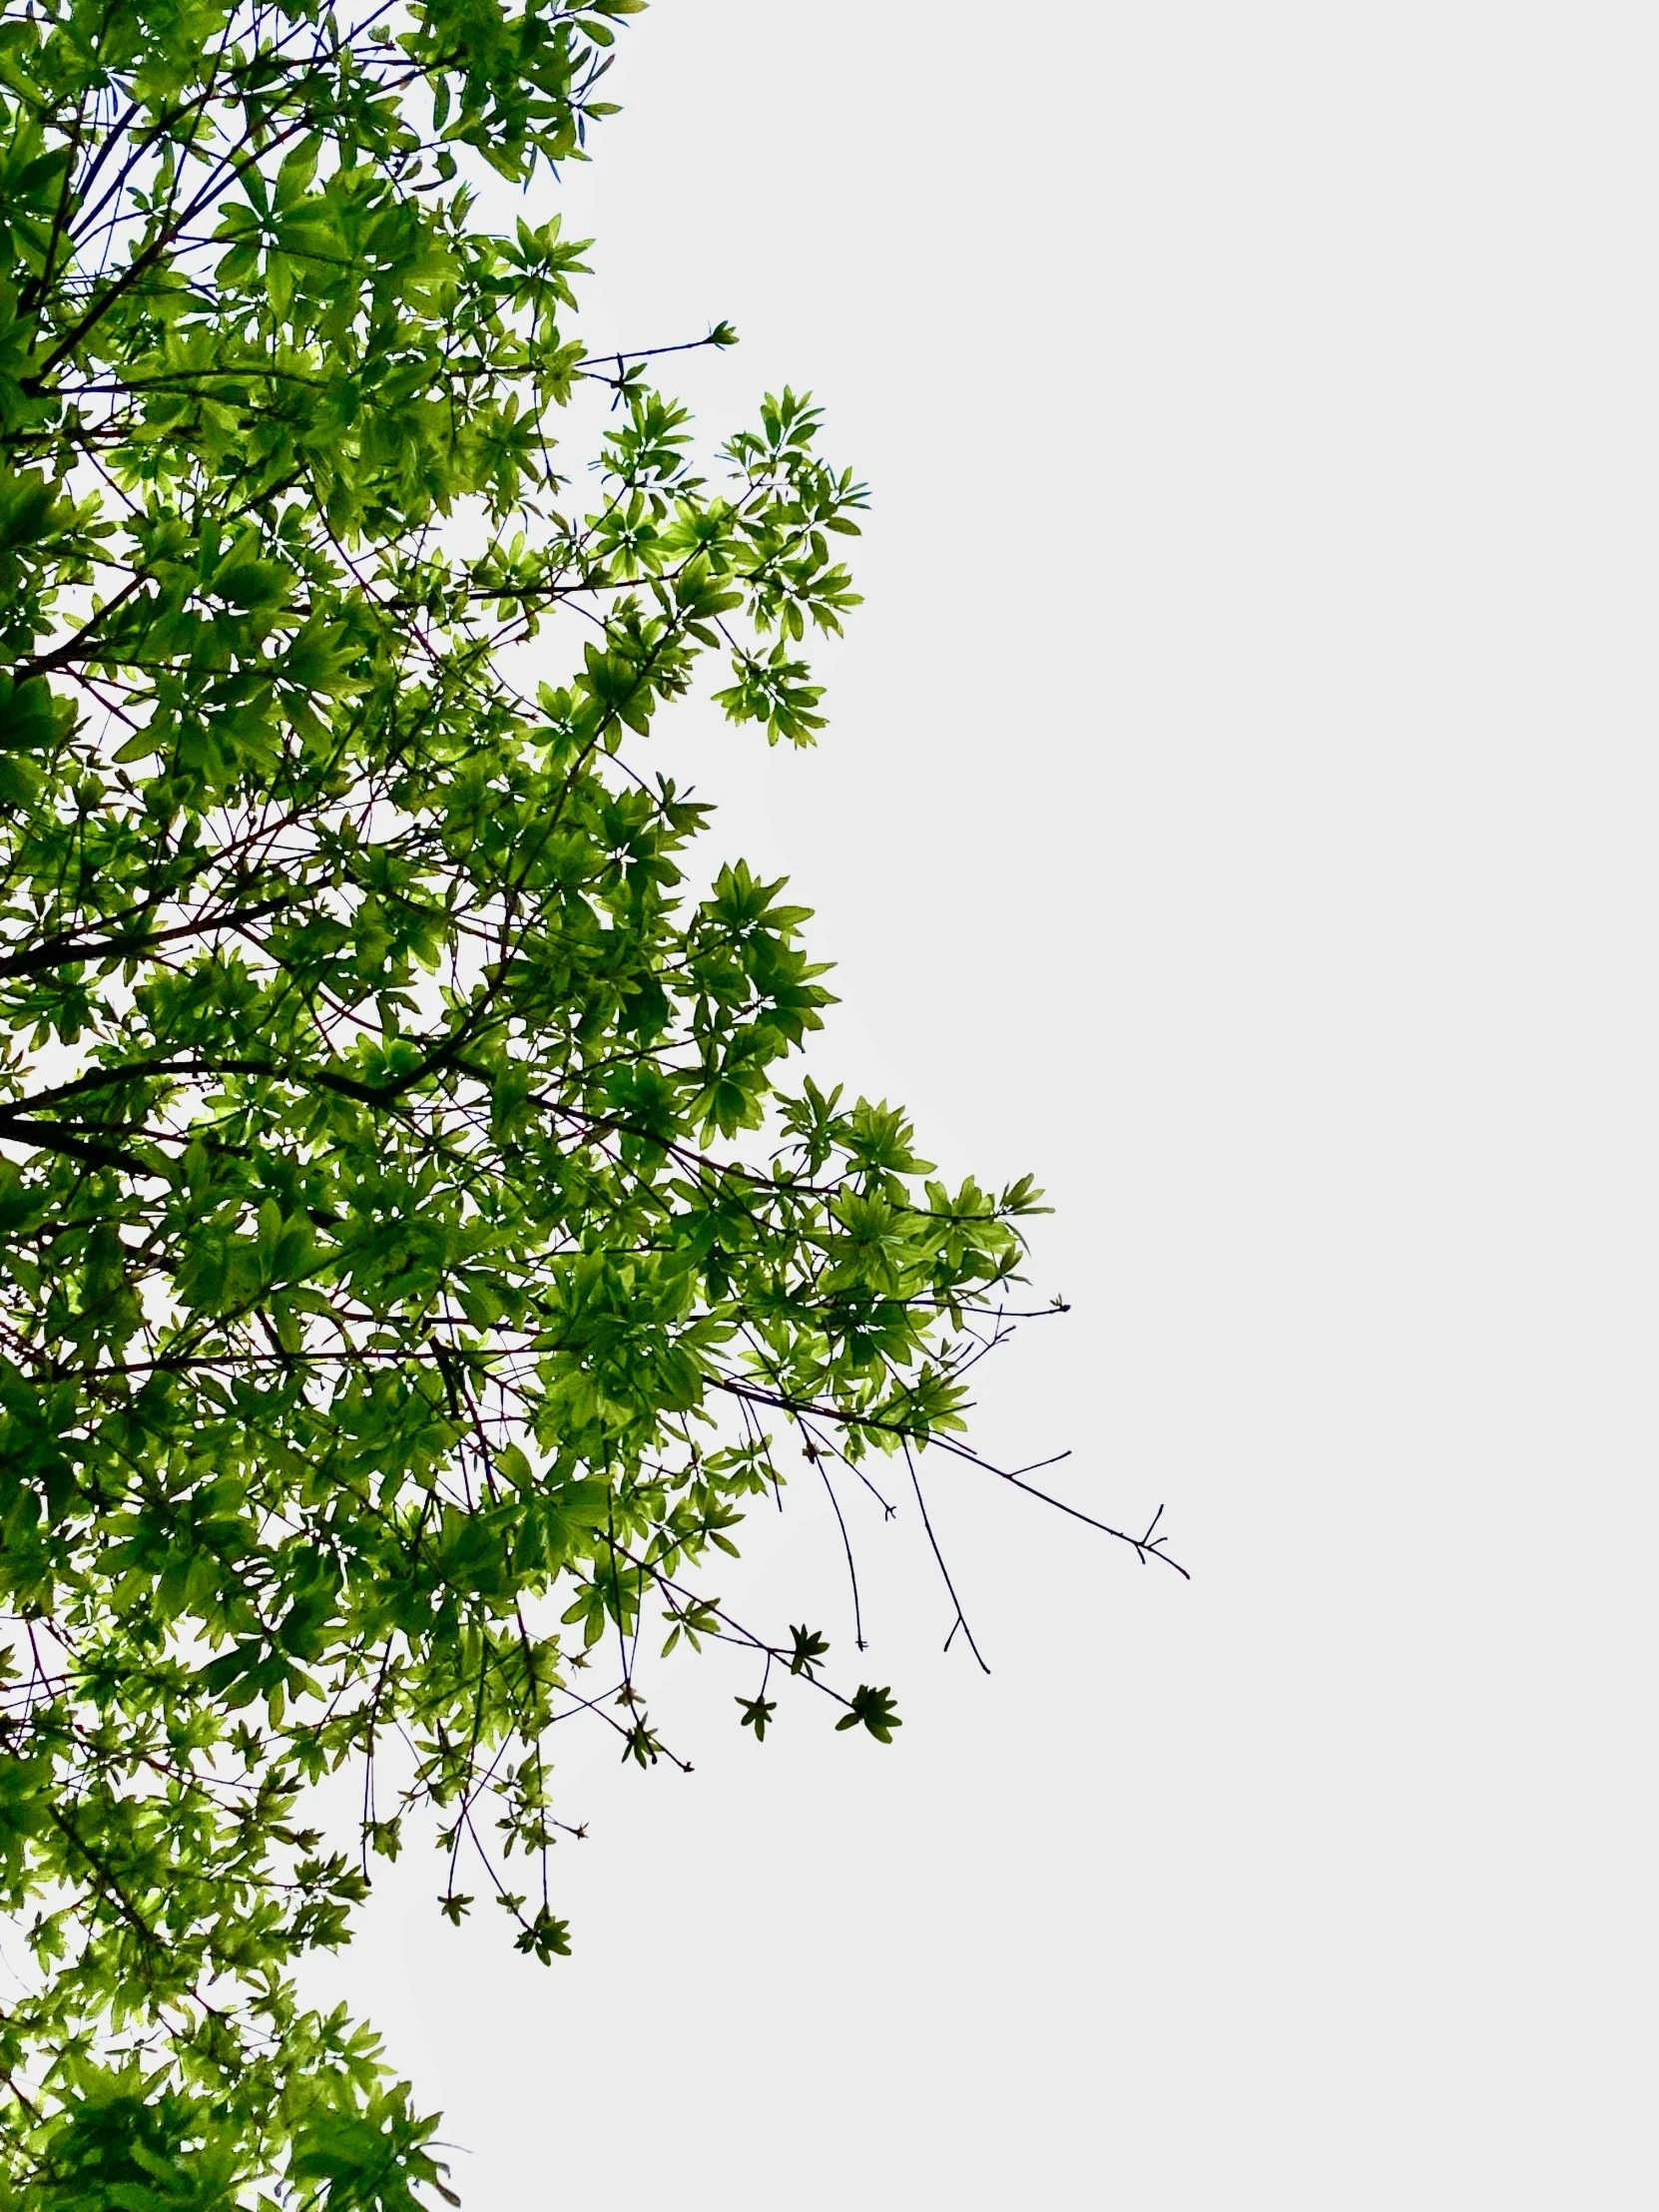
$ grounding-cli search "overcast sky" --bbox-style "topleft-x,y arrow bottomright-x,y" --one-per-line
315,6 -> 1657,2203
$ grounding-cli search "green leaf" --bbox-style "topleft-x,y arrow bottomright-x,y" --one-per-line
835,1685 -> 903,1742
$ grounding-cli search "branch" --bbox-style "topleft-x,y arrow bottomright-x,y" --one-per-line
0,898 -> 290,984
0,1113 -> 146,1172
711,1378 -> 1191,1579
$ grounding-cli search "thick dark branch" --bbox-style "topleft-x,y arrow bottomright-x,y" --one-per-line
11,572 -> 149,681
16,1054 -> 396,1115
0,1113 -> 146,1172
0,897 -> 289,984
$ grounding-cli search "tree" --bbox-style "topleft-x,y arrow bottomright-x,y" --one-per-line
0,1 -> 1184,2199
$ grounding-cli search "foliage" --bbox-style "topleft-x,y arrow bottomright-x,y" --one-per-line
0,0 -> 1181,2198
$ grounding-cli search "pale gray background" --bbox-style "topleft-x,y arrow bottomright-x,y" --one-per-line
317,5 -> 1657,2203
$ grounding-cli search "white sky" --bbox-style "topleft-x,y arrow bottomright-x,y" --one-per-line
318,6 -> 1658,2203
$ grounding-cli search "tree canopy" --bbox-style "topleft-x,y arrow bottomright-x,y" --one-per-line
0,1 -> 1184,2200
